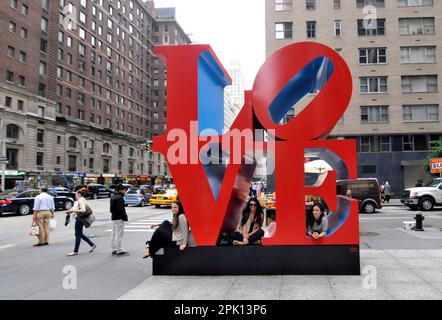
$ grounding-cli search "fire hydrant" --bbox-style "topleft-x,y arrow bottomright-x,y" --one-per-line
414,213 -> 425,232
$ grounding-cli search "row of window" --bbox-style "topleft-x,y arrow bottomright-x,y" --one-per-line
358,104 -> 439,123
356,134 -> 441,153
358,46 -> 437,64
6,149 -> 140,174
275,18 -> 436,40
274,0 -> 433,12
358,75 -> 438,94
5,124 -> 141,156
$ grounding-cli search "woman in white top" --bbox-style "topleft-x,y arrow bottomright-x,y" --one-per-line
171,201 -> 196,250
66,188 -> 97,256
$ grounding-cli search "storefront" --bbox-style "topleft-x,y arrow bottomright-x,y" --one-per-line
137,175 -> 150,185
126,175 -> 138,185
51,173 -> 86,190
85,174 -> 100,185
102,174 -> 116,186
2,170 -> 27,191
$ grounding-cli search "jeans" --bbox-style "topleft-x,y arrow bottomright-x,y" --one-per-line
74,217 -> 94,253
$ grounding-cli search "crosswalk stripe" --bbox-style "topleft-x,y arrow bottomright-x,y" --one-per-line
129,223 -> 158,225
125,226 -> 152,228
105,229 -> 155,233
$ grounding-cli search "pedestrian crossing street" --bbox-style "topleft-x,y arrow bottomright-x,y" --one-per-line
105,219 -> 170,233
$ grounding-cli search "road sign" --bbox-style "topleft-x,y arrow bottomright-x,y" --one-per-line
430,158 -> 442,174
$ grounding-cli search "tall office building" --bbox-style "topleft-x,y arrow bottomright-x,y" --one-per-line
224,60 -> 245,130
266,0 -> 442,194
149,7 -> 191,183
0,0 -> 189,189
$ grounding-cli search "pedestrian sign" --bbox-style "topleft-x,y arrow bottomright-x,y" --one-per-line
430,158 -> 442,174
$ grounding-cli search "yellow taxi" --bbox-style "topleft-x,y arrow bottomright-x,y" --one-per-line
149,189 -> 178,208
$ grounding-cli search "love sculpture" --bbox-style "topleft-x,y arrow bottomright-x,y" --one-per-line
152,42 -> 361,275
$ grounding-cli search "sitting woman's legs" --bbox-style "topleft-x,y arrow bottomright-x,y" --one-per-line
230,231 -> 244,242
248,229 -> 264,244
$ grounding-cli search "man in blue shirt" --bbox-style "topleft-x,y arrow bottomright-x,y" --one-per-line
33,186 -> 55,246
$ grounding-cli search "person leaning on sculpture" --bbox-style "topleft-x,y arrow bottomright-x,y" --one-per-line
143,200 -> 195,258
306,204 -> 328,239
230,198 -> 265,246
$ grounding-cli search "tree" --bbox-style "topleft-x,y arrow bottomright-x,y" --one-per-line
425,140 -> 442,176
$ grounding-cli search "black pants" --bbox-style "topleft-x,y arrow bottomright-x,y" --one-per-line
231,229 -> 264,244
146,220 -> 175,257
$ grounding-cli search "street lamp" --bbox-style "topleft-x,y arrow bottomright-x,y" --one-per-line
0,138 -> 13,193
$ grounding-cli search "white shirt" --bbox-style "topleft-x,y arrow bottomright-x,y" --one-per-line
33,192 -> 55,211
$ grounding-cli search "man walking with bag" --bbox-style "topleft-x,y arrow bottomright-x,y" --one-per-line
32,186 -> 55,246
110,184 -> 128,256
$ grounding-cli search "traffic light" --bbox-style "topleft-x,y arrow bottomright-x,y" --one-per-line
146,141 -> 152,153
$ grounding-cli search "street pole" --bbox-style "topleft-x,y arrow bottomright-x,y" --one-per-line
1,138 -> 5,193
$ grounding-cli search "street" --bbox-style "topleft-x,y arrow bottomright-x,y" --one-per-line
0,200 -> 442,300
0,199 -> 172,299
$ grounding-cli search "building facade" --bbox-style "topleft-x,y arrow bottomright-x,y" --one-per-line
266,0 -> 442,195
224,60 -> 245,130
149,7 -> 191,183
0,0 -> 189,190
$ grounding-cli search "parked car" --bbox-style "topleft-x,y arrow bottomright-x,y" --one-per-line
121,184 -> 133,191
0,189 -> 74,216
149,189 -> 178,208
336,178 -> 382,214
75,184 -> 113,199
48,187 -> 76,200
140,185 -> 153,192
401,178 -> 442,211
124,189 -> 152,207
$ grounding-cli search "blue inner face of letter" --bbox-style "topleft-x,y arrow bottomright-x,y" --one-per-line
268,56 -> 334,124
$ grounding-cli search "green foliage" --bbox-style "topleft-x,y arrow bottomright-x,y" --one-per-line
425,140 -> 442,175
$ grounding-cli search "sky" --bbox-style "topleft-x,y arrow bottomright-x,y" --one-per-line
150,0 -> 266,89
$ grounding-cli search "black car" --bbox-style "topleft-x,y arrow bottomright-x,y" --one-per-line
48,187 -> 76,200
336,178 -> 382,214
75,184 -> 113,199
0,190 -> 74,216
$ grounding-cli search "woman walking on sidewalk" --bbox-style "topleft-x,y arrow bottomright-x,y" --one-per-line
66,188 -> 97,256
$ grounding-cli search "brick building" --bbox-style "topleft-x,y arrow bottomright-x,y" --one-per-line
266,0 -> 442,195
0,0 -> 189,190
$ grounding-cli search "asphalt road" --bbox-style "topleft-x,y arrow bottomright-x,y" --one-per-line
0,198 -> 171,300
0,200 -> 441,300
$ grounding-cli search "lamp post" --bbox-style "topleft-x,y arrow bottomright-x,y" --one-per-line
1,138 -> 7,193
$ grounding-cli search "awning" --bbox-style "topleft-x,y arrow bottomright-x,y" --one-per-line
401,160 -> 426,166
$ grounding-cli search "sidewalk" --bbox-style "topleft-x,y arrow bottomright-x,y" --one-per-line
381,199 -> 403,207
118,249 -> 442,300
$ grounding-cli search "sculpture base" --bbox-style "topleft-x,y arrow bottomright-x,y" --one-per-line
152,245 -> 360,275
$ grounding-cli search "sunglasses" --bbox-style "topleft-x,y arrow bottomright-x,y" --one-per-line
249,203 -> 257,207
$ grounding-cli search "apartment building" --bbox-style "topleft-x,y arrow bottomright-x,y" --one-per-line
0,0 -> 189,189
266,0 -> 442,194
224,60 -> 245,131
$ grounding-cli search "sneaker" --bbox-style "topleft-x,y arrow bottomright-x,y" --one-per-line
116,251 -> 128,256
111,251 -> 117,255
